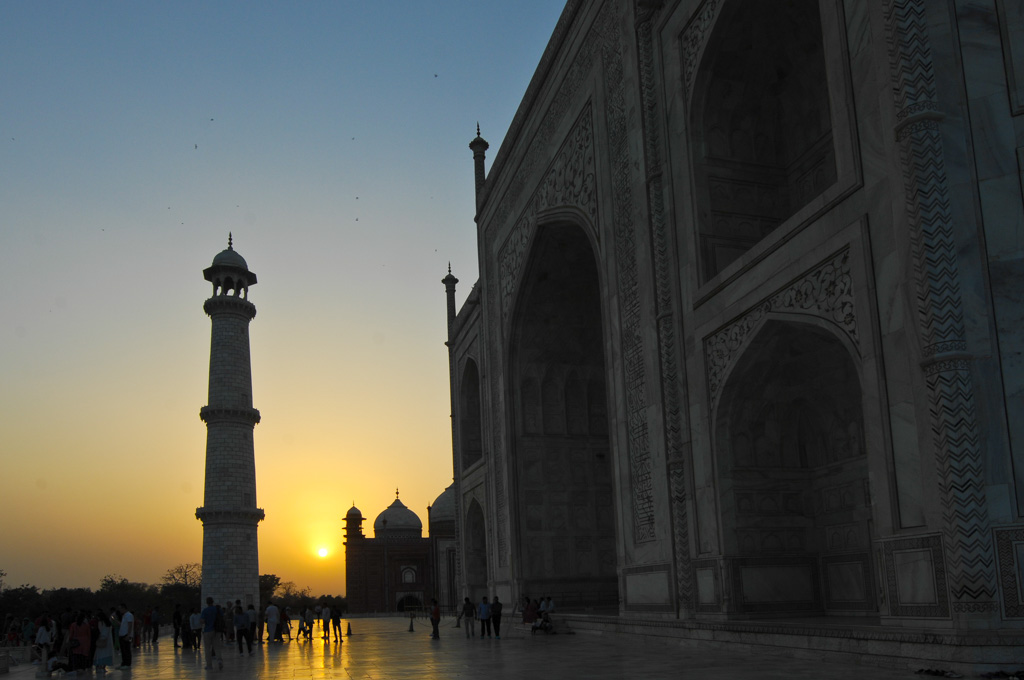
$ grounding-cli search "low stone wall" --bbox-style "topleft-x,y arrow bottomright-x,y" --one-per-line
561,614 -> 1024,674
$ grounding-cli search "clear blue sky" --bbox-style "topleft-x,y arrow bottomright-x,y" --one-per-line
0,1 -> 565,594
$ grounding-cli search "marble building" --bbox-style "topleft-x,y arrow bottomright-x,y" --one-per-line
443,0 -> 1024,664
196,236 -> 264,609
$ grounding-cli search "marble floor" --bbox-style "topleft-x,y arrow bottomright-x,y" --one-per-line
7,617 -> 942,679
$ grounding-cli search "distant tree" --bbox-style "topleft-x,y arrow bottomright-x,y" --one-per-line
97,573 -> 157,610
0,584 -> 42,619
162,563 -> 202,589
42,587 -> 97,614
259,574 -> 281,606
160,563 -> 202,609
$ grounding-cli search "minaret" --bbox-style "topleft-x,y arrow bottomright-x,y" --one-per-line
442,263 -> 459,339
196,233 -> 265,609
469,123 -> 489,212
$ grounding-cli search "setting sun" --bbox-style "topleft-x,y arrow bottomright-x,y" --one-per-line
317,547 -> 329,558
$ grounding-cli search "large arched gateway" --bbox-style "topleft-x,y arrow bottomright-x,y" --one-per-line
508,223 -> 617,608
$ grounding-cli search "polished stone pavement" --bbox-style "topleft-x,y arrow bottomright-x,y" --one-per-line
7,617 -> 943,679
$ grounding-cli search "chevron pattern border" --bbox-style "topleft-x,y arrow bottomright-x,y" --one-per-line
885,0 -> 997,608
637,3 -> 693,607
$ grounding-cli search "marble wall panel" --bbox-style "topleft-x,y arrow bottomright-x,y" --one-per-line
995,0 -> 1024,114
879,534 -> 950,618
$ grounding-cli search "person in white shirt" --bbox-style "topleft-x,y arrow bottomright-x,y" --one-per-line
265,601 -> 281,642
117,604 -> 134,668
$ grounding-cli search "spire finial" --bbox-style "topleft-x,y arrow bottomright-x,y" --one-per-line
396,487 -> 400,499
228,232 -> 233,250
476,122 -> 480,137
448,261 -> 452,275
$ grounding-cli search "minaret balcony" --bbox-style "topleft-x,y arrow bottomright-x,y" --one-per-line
204,296 -> 257,319
195,506 -> 265,523
200,405 -> 261,425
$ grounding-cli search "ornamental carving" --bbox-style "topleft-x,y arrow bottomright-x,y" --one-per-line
681,0 -> 723,100
704,248 -> 858,405
497,105 -> 597,328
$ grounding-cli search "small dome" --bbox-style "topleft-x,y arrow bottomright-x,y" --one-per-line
430,484 -> 455,522
212,247 -> 249,270
346,505 -> 362,518
373,495 -> 422,537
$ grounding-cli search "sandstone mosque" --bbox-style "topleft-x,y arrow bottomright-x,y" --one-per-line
441,0 -> 1024,667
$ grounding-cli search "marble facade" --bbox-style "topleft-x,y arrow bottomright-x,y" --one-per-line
443,0 -> 1024,662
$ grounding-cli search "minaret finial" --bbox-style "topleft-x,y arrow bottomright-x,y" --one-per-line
396,487 -> 400,499
228,232 -> 233,250
476,122 -> 480,136
448,261 -> 452,275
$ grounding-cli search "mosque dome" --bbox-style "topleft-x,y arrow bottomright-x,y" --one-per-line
346,505 -> 362,518
430,484 -> 455,522
373,493 -> 422,538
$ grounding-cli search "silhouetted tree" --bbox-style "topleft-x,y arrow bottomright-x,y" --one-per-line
162,563 -> 202,589
259,574 -> 281,607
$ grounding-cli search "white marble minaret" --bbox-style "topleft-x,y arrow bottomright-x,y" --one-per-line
196,234 -> 264,609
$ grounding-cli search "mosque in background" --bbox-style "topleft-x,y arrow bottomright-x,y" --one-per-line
441,0 -> 1024,667
343,487 -> 457,613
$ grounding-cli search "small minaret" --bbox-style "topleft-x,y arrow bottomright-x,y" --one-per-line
469,123 -> 489,209
196,233 -> 265,610
442,263 -> 459,341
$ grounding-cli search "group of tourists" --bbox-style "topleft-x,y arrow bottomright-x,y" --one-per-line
458,595 -> 505,639
523,596 -> 556,633
4,603 -> 138,673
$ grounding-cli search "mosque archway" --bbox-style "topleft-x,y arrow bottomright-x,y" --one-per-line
690,0 -> 837,281
714,319 -> 876,615
508,222 -> 618,608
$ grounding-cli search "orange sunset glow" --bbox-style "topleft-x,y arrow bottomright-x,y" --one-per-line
0,1 -> 563,597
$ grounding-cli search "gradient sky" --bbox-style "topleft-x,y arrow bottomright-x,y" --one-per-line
0,1 -> 564,596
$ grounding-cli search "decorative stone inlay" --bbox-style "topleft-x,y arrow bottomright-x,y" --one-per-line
497,105 -> 597,328
681,0 -> 723,100
885,0 -> 996,607
704,248 -> 858,405
879,533 -> 950,618
598,6 -> 656,544
994,526 -> 1024,617
637,0 -> 692,604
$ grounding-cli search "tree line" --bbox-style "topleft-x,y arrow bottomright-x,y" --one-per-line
0,566 -> 346,621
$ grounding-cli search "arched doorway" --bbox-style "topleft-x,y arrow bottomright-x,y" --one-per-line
465,499 -> 487,600
509,223 -> 618,608
691,0 -> 837,280
715,320 -> 876,615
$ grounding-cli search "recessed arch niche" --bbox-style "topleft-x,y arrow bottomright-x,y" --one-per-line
508,222 -> 618,608
714,319 -> 876,614
465,499 -> 488,601
690,0 -> 837,281
460,358 -> 484,469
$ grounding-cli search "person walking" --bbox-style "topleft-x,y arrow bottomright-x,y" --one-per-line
200,597 -> 222,670
461,597 -> 475,639
477,596 -> 491,639
429,599 -> 441,640
189,607 -> 202,650
233,605 -> 252,656
320,602 -> 331,641
172,604 -> 183,648
491,596 -> 503,639
116,604 -> 134,669
94,610 -> 114,673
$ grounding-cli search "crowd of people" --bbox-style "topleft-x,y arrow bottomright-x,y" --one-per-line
2,598 -> 346,674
